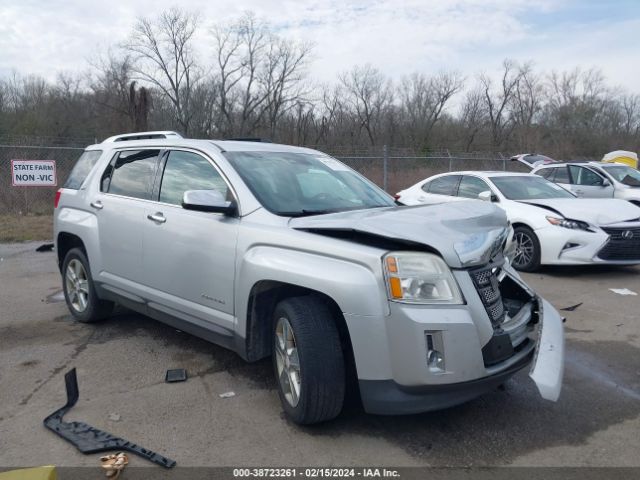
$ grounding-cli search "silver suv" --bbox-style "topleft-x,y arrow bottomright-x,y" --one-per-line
54,131 -> 564,424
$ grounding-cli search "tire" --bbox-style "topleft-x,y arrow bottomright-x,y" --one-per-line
272,296 -> 346,425
62,248 -> 113,323
512,226 -> 541,272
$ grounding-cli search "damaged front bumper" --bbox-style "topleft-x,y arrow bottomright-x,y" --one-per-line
529,298 -> 564,401
352,269 -> 564,415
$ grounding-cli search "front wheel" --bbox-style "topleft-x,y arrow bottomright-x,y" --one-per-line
62,248 -> 113,323
272,296 -> 345,424
512,226 -> 541,272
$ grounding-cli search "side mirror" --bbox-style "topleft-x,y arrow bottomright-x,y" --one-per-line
602,179 -> 611,187
182,190 -> 237,215
478,191 -> 497,202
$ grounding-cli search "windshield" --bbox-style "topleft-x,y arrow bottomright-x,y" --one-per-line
600,165 -> 640,186
490,175 -> 575,200
224,151 -> 395,216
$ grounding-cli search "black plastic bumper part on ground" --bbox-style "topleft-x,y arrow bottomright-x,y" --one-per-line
43,368 -> 176,468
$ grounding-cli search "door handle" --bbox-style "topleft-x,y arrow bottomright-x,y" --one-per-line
147,212 -> 166,224
90,200 -> 103,210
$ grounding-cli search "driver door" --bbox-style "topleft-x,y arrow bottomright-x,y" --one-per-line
142,149 -> 239,333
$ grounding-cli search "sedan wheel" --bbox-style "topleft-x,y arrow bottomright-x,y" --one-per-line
512,226 -> 541,272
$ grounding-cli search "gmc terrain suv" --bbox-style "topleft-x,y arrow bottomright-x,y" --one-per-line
54,131 -> 564,424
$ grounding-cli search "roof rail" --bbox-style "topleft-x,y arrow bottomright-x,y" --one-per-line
102,131 -> 183,143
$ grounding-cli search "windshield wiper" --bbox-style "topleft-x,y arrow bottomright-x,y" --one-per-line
281,205 -> 388,217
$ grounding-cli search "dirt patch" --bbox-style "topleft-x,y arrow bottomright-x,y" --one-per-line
0,214 -> 53,242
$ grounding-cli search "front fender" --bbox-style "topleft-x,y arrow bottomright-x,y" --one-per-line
235,246 -> 389,336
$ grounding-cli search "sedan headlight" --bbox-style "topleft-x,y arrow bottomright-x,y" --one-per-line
383,252 -> 463,304
546,216 -> 591,231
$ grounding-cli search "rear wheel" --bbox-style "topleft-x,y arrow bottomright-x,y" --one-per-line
62,248 -> 113,323
512,226 -> 541,272
272,296 -> 345,424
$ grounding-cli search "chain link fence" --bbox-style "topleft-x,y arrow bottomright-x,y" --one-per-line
0,144 -> 84,215
0,142 -> 532,224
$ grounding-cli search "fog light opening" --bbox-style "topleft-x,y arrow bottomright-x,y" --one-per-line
561,242 -> 581,252
425,331 -> 446,373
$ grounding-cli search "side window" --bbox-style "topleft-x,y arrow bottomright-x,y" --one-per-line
102,150 -> 160,199
159,150 -> 229,206
537,168 -> 554,180
458,176 -> 492,199
569,166 -> 604,186
553,166 -> 570,184
64,150 -> 103,189
426,175 -> 461,196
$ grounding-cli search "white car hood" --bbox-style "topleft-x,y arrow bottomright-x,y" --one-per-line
518,198 -> 640,225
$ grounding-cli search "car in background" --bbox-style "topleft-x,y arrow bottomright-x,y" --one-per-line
510,153 -> 559,169
396,171 -> 640,271
532,161 -> 640,206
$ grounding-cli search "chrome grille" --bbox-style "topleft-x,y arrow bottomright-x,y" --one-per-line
598,227 -> 640,261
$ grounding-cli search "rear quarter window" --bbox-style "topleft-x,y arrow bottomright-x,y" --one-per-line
64,150 -> 103,189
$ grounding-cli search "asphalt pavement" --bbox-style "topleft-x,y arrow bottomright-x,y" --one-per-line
1,242 -> 639,468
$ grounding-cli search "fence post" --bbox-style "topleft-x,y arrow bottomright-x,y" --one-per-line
383,144 -> 389,191
447,149 -> 452,172
498,152 -> 505,171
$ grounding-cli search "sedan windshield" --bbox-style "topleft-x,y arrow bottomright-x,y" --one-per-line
224,151 -> 395,216
600,165 -> 640,186
490,175 -> 575,200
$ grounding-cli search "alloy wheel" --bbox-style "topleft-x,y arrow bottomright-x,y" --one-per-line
513,232 -> 535,269
275,317 -> 302,407
65,259 -> 90,313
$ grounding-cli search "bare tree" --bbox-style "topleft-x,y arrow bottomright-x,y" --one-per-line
479,59 -> 523,147
400,71 -> 463,148
125,8 -> 202,135
460,88 -> 488,151
340,64 -> 392,146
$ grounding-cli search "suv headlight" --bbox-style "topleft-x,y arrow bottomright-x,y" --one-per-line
383,252 -> 463,304
546,216 -> 591,231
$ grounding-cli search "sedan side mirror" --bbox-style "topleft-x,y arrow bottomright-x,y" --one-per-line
478,191 -> 497,202
602,179 -> 611,187
182,190 -> 237,216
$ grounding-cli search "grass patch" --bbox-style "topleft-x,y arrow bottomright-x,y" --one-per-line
0,214 -> 53,242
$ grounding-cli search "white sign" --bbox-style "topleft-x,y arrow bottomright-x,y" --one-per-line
11,160 -> 57,187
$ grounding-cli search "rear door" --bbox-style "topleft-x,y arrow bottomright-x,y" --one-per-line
94,149 -> 161,292
567,165 -> 615,198
547,166 -> 573,193
142,149 -> 239,333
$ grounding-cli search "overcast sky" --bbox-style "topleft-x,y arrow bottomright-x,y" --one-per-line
1,0 -> 639,92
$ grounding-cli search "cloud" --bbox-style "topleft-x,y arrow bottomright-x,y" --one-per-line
0,0 -> 638,93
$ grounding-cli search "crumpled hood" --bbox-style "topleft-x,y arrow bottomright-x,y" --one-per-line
289,202 -> 509,268
518,198 -> 640,225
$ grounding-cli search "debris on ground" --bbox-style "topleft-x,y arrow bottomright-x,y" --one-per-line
609,288 -> 638,296
219,391 -> 236,398
165,368 -> 188,383
44,368 -> 176,468
35,243 -> 54,252
560,302 -> 583,311
101,452 -> 128,479
107,413 -> 121,422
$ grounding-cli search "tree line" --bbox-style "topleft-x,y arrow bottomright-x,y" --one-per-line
0,8 -> 638,158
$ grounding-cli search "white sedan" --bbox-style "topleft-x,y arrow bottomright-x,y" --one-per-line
396,171 -> 640,271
